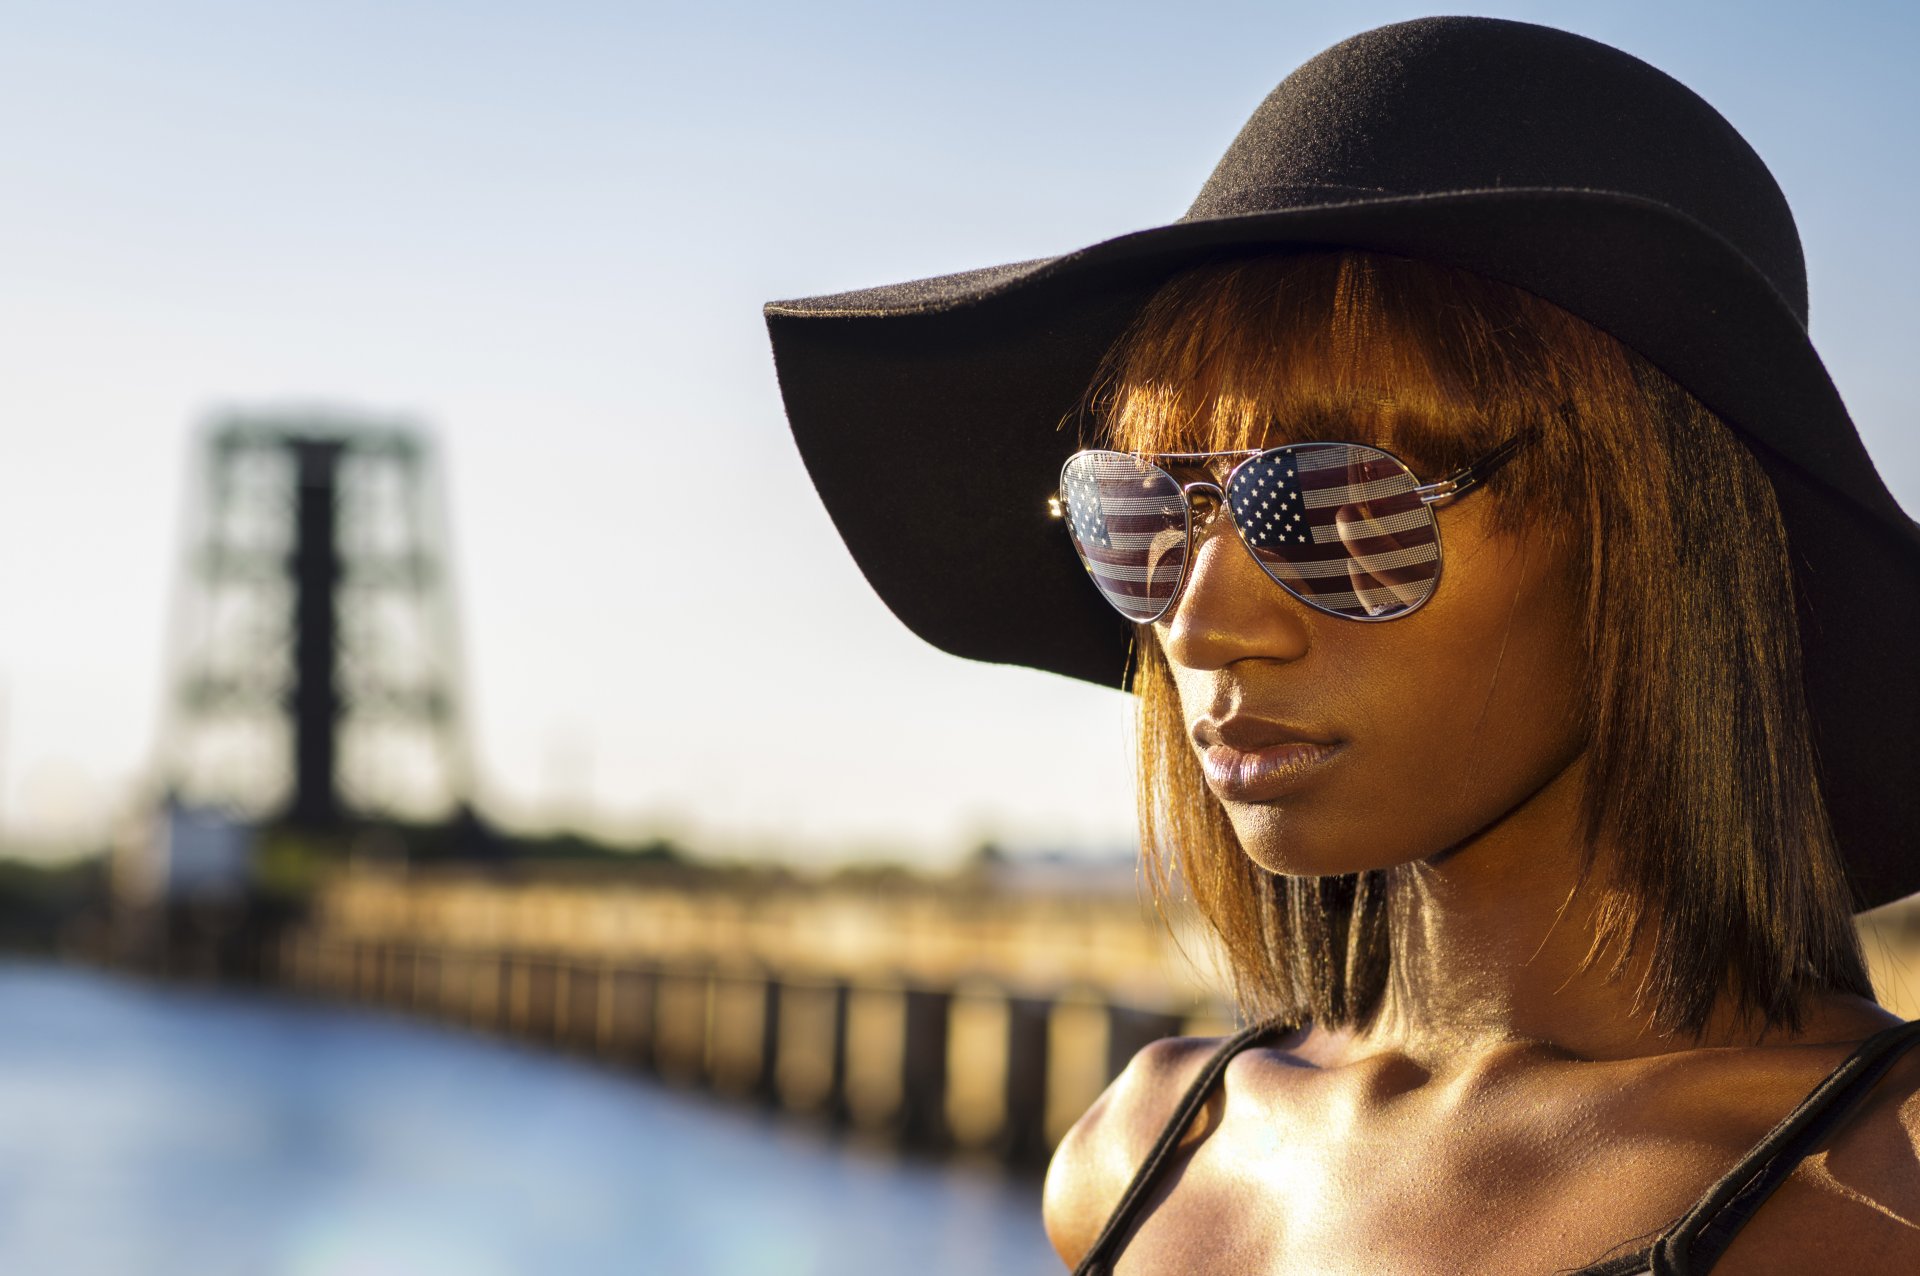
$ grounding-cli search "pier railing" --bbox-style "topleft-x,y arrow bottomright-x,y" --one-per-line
273,931 -> 1234,1166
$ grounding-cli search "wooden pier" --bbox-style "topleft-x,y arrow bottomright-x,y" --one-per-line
268,866 -> 1239,1166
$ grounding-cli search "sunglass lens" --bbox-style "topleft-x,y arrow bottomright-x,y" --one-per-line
1225,443 -> 1441,619
1059,451 -> 1189,622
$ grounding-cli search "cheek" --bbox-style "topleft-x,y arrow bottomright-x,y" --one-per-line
1187,532 -> 1590,876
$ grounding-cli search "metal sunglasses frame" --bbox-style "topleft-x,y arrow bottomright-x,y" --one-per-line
1049,429 -> 1537,623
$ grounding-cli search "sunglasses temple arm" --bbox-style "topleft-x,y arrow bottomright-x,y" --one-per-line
1415,428 -> 1538,505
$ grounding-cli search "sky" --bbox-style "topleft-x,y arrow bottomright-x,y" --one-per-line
1,0 -> 1915,867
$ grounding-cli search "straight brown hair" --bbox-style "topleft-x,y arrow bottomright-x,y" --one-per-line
1089,250 -> 1869,1038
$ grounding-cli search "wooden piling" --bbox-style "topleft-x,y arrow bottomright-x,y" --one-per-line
896,986 -> 951,1150
1000,995 -> 1052,1166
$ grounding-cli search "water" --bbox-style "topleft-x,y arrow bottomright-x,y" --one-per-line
0,962 -> 1060,1276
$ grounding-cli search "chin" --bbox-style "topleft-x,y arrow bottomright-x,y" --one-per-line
1222,804 -> 1427,879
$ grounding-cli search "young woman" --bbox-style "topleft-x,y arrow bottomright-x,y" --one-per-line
765,17 -> 1920,1274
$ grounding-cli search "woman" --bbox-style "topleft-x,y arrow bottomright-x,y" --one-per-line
765,17 -> 1920,1274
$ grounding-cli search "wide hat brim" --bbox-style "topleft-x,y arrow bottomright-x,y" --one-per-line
765,53 -> 1920,909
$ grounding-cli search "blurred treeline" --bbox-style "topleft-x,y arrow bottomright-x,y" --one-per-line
0,823 -> 1013,957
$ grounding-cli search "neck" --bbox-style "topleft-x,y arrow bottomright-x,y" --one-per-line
1357,753 -> 1688,1064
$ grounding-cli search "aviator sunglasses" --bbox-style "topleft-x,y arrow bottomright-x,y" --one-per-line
1050,431 -> 1535,623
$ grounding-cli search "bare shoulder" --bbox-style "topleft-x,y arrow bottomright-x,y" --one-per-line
1040,1033 -> 1228,1271
1720,1022 -> 1920,1273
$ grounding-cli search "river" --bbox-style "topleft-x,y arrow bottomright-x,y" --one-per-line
0,961 -> 1060,1276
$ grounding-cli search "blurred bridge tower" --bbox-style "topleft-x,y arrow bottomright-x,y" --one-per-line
159,413 -> 471,831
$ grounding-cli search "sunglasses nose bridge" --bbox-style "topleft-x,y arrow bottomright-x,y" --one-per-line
1178,481 -> 1244,581
1180,478 -> 1227,527
1160,479 -> 1235,620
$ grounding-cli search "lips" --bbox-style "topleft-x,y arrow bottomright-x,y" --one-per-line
1194,715 -> 1344,803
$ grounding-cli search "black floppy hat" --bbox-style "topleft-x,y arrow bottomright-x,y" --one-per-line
763,17 -> 1920,907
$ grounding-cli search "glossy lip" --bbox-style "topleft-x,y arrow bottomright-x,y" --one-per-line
1201,740 -> 1343,802
1194,715 -> 1344,803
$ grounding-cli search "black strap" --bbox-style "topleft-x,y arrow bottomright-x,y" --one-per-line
1071,1018 -> 1286,1276
1652,1017 -> 1920,1275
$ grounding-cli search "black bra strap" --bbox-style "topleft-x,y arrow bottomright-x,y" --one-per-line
1654,1017 -> 1920,1275
1071,1018 -> 1286,1276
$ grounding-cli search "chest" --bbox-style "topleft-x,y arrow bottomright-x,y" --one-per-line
1110,1079 -> 1768,1276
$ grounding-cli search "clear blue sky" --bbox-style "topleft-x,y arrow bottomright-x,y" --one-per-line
2,1 -> 1915,864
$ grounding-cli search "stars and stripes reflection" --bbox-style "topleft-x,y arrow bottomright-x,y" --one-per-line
1060,452 -> 1191,622
1225,443 -> 1439,618
1060,443 -> 1441,621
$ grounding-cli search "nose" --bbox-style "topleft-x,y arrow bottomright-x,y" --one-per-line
1157,490 -> 1312,669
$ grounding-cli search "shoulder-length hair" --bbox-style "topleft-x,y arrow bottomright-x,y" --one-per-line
1087,250 -> 1869,1039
